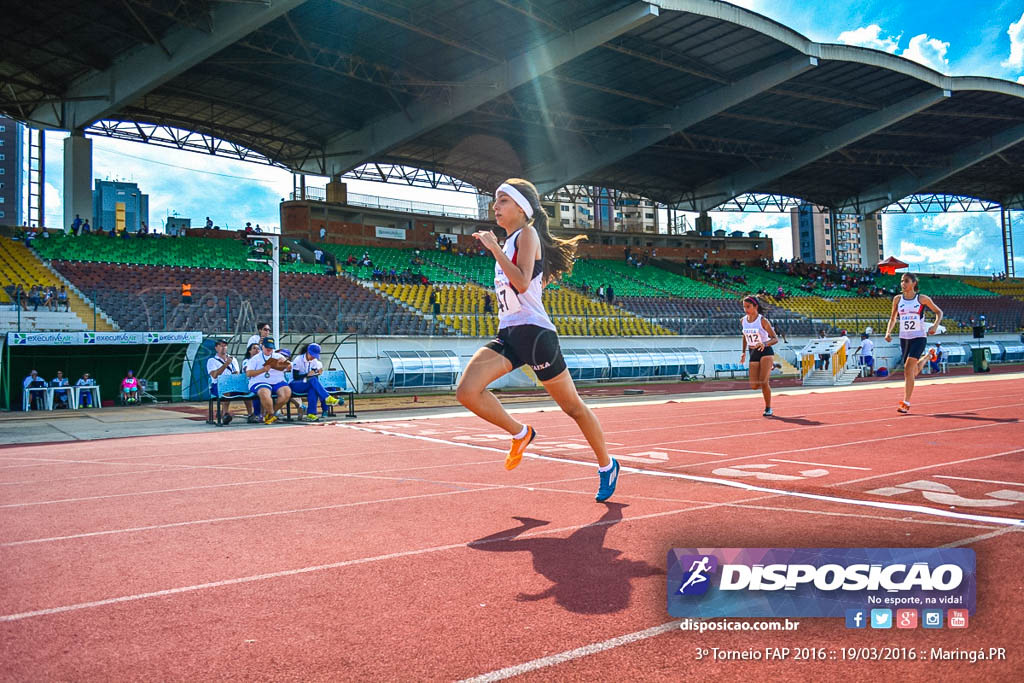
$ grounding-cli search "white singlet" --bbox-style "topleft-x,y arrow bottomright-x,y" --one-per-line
897,295 -> 927,339
742,314 -> 769,347
494,228 -> 555,331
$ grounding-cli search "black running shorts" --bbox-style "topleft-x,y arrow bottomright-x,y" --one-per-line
900,337 -> 927,363
485,324 -> 567,382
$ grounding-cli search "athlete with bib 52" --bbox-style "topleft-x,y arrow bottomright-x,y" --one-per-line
884,272 -> 943,414
456,178 -> 620,502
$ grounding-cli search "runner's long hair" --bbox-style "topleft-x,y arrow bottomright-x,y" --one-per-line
502,178 -> 586,284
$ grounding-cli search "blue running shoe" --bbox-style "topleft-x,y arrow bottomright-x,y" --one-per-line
596,459 -> 621,502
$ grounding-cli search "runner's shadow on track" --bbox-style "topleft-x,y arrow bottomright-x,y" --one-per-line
767,415 -> 824,426
929,413 -> 1019,423
468,503 -> 663,615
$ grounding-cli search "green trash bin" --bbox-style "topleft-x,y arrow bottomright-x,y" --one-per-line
170,378 -> 182,402
971,347 -> 990,373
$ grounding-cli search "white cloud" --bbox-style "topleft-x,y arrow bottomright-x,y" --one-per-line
893,230 -> 1000,275
1002,11 -> 1024,69
1018,76 -> 1024,84
928,212 -> 998,239
707,212 -> 793,261
901,33 -> 950,73
836,25 -> 901,54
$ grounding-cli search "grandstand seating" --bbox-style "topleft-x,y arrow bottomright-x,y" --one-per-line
965,277 -> 1024,301
320,244 -> 463,284
1,238 -> 116,331
30,233 -> 329,274
931,296 -> 1023,333
49,261 -> 442,335
872,273 -> 996,298
376,282 -> 672,336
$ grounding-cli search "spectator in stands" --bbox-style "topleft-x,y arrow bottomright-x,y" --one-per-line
930,343 -> 943,374
28,285 -> 41,311
856,333 -> 874,376
597,284 -> 605,300
108,227 -> 117,238
606,285 -> 615,303
121,228 -> 132,240
290,343 -> 340,421
245,322 -> 271,350
207,339 -> 245,425
139,222 -> 149,237
313,247 -> 324,264
246,337 -> 292,425
483,293 -> 494,314
255,224 -> 263,234
81,219 -> 91,234
23,370 -> 47,411
51,370 -> 70,408
319,225 -> 327,241
121,370 -> 140,404
205,217 -> 214,229
181,280 -> 192,305
75,372 -> 95,408
57,286 -> 69,311
41,228 -> 50,239
430,289 -> 440,316
71,214 -> 83,234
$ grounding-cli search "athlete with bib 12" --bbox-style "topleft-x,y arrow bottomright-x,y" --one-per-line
884,272 -> 943,414
455,178 -> 620,502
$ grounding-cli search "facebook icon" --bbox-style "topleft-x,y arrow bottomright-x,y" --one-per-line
845,609 -> 867,629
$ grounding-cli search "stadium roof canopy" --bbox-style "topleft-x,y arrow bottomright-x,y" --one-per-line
3,0 -> 1024,213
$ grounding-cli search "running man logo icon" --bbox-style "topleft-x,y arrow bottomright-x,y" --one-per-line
677,555 -> 718,596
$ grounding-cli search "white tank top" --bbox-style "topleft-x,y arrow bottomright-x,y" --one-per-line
897,294 -> 927,339
495,228 -> 555,331
742,314 -> 769,346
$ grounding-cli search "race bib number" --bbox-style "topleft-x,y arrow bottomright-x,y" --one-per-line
744,330 -> 762,346
496,284 -> 522,315
900,314 -> 920,332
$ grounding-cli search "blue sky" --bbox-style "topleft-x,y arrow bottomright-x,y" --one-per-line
39,0 -> 1024,274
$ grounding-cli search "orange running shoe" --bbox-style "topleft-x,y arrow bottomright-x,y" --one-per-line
506,426 -> 536,470
897,401 -> 910,414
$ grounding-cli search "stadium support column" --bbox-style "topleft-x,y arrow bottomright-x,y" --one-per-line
696,210 -> 712,234
1002,207 -> 1016,278
63,132 -> 92,233
829,208 -> 839,266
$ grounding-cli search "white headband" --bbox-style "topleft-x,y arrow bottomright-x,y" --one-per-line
495,183 -> 534,219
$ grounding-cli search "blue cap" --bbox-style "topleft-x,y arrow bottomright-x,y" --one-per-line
262,337 -> 276,349
307,343 -> 321,359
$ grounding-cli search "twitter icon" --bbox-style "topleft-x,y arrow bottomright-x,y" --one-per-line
871,609 -> 892,629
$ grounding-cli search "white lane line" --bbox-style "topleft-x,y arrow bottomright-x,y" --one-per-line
0,504 -> 729,623
661,447 -> 728,457
831,449 -> 1024,487
457,621 -> 683,683
0,474 -> 332,509
940,526 -> 1021,548
344,425 -> 1024,527
669,418 -> 1020,471
346,372 -> 1024,425
935,475 -> 1024,488
768,459 -> 870,470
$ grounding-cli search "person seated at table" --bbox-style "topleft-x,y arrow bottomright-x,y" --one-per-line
76,372 -> 96,408
121,370 -> 140,404
245,338 -> 292,425
207,339 -> 244,425
289,343 -> 340,421
23,370 -> 47,410
51,370 -> 70,408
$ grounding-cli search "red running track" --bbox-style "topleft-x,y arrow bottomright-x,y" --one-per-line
1,375 -> 1022,680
